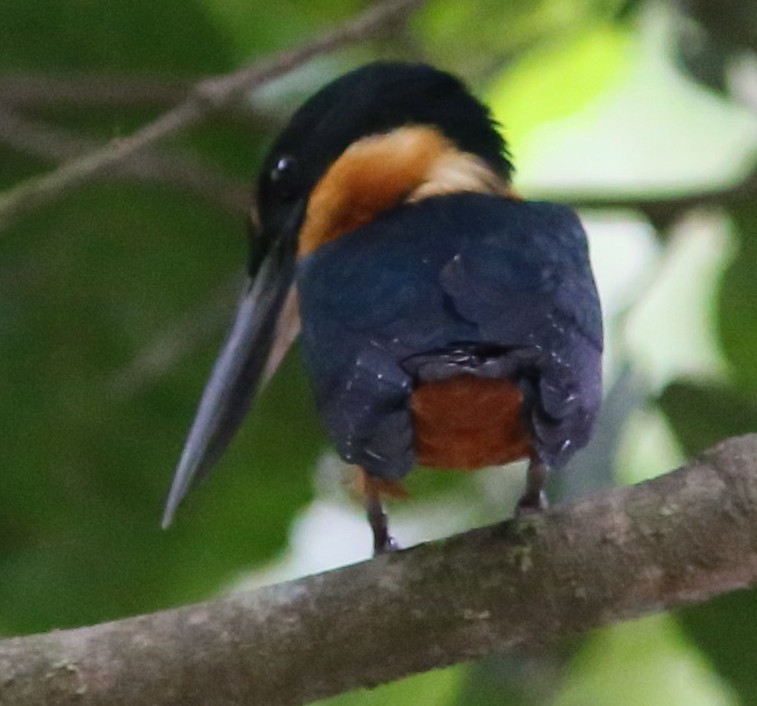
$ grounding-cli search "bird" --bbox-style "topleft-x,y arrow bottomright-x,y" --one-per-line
161,62 -> 603,554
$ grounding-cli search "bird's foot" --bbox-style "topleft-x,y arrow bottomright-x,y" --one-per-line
515,489 -> 548,517
373,530 -> 399,555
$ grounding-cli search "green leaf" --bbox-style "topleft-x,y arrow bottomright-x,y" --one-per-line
678,590 -> 757,706
555,615 -> 734,706
419,0 -> 629,79
314,663 -> 464,706
718,205 -> 757,392
485,23 -> 631,153
658,381 -> 757,457
0,0 -> 232,73
201,0 -> 363,64
454,652 -> 568,706
0,182 -> 318,634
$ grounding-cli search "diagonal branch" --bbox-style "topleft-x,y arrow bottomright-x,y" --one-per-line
0,104 -> 249,214
106,277 -> 241,399
0,71 -> 308,134
2,435 -> 757,706
0,0 -> 426,232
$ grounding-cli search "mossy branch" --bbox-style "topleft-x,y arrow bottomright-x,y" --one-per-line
2,435 -> 757,705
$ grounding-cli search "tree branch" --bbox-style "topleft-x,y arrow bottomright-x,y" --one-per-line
530,163 -> 757,228
0,104 -> 249,214
2,435 -> 757,705
0,70 -> 297,135
0,72 -> 191,110
0,0 -> 426,232
106,277 -> 241,399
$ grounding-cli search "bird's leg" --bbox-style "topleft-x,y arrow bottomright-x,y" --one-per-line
365,494 -> 397,555
516,456 -> 548,515
360,469 -> 399,555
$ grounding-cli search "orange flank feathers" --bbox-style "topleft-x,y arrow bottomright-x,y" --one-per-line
411,375 -> 531,470
298,126 -> 511,256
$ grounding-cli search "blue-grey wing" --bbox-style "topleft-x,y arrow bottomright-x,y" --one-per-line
437,198 -> 603,465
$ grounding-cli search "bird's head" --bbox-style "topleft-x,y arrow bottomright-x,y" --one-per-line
253,61 -> 512,266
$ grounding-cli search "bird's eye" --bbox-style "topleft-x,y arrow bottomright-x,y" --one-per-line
269,155 -> 300,200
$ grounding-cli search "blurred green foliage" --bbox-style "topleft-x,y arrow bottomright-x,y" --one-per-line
0,0 -> 326,634
659,201 -> 757,705
719,206 -> 757,392
1,0 -> 756,703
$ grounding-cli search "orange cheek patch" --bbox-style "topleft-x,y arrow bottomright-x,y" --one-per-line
411,375 -> 532,470
298,126 -> 450,256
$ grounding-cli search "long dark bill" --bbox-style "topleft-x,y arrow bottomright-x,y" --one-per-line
161,241 -> 296,528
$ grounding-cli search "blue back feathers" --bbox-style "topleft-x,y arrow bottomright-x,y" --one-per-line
296,193 -> 602,478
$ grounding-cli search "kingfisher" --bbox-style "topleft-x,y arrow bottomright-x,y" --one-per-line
162,62 -> 603,553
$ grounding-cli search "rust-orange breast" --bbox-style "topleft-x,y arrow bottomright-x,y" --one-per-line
411,375 -> 532,470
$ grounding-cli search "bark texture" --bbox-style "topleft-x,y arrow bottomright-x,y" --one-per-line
2,435 -> 757,706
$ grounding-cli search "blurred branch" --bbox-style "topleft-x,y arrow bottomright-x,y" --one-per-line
0,73 -> 191,109
108,279 -> 299,400
535,164 -> 757,228
2,435 -> 757,706
0,0 -> 427,232
675,0 -> 757,54
107,277 -> 241,399
0,71 -> 289,132
0,104 -> 249,214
